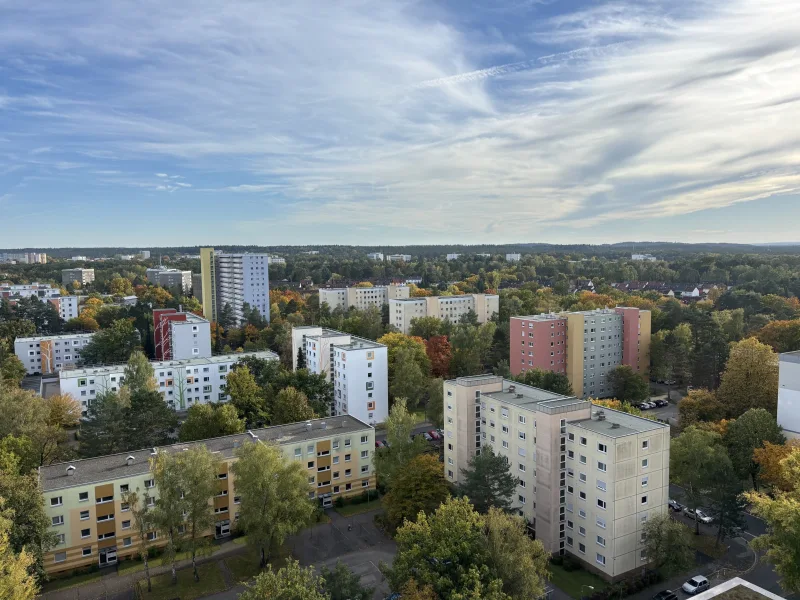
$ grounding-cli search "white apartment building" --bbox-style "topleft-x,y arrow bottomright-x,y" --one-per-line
389,294 -> 499,334
778,351 -> 800,440
446,253 -> 461,261
62,268 -> 95,286
0,252 -> 47,264
319,284 -> 409,312
153,309 -> 212,360
200,248 -> 270,325
14,333 -> 96,375
367,252 -> 384,261
268,256 -> 286,265
386,254 -> 411,262
292,327 -> 388,425
444,375 -> 669,580
631,254 -> 658,262
139,250 -> 151,259
1,282 -> 61,299
145,268 -> 192,294
59,351 -> 278,416
57,296 -> 80,321
506,253 -> 522,262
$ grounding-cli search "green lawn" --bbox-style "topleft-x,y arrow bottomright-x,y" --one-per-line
548,563 -> 608,599
139,562 -> 227,600
689,533 -> 728,559
42,570 -> 104,593
118,547 -> 215,575
334,498 -> 384,517
225,546 -> 291,583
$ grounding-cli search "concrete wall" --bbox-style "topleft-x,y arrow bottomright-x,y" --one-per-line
779,356 -> 800,439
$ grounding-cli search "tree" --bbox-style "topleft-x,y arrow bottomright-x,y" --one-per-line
426,335 -> 452,378
121,488 -> 155,592
745,451 -> 800,595
378,332 -> 431,382
373,399 -> 428,489
123,350 -> 156,394
109,277 -> 134,296
179,403 -> 245,442
296,346 -> 307,369
757,320 -> 800,353
240,559 -> 327,600
458,445 -> 517,513
385,454 -> 451,530
410,316 -> 444,340
705,455 -> 748,545
0,502 -> 37,600
426,378 -> 444,429
688,309 -> 729,390
0,354 -> 25,387
641,514 -> 694,576
607,365 -> 649,403
650,324 -> 692,399
64,314 -> 100,332
399,579 -> 439,600
754,440 -> 800,491
717,338 -> 779,418
320,561 -> 374,600
390,347 -> 428,406
272,386 -> 317,425
227,366 -> 267,425
79,391 -> 129,458
677,389 -> 725,429
450,322 -> 496,377
725,408 -> 785,490
80,319 -> 141,365
175,446 -> 218,582
515,368 -> 573,396
126,389 -> 179,450
232,440 -> 314,568
150,450 -> 186,584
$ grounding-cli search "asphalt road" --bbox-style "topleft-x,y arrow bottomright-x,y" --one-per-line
375,423 -> 436,443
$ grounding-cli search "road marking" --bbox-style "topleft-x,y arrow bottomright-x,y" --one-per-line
742,532 -> 757,539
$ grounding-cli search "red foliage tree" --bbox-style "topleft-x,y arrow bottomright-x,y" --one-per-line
426,335 -> 452,378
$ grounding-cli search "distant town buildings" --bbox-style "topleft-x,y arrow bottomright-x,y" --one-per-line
0,282 -> 61,299
70,256 -> 88,261
62,268 -> 95,286
389,293 -> 499,334
139,250 -> 151,259
0,252 -> 47,264
778,351 -> 800,440
446,253 -> 461,261
319,284 -> 409,312
367,252 -> 384,261
200,248 -> 270,325
14,333 -> 96,375
292,326 -> 388,426
301,250 -> 320,255
506,253 -> 522,262
510,308 -> 651,398
153,308 -> 212,360
631,253 -> 658,262
145,267 -> 192,294
386,254 -> 411,262
267,255 -> 286,265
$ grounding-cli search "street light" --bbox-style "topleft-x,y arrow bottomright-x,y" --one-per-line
581,585 -> 595,600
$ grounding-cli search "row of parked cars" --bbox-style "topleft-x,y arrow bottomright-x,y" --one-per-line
653,575 -> 711,600
669,499 -> 714,523
638,399 -> 669,410
375,429 -> 444,449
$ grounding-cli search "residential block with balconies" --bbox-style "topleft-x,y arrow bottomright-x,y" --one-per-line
319,284 -> 409,312
14,333 -> 96,375
389,293 -> 499,334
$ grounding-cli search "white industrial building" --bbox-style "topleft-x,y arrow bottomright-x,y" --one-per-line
389,293 -> 499,334
59,350 -> 278,416
778,351 -> 800,440
446,253 -> 461,261
291,326 -> 388,426
319,284 -> 409,312
14,333 -> 96,375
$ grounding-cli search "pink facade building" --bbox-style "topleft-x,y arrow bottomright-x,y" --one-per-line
510,314 -> 567,377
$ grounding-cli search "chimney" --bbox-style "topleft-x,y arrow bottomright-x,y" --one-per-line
508,385 -> 516,393
341,419 -> 347,428
321,421 -> 327,430
66,465 -> 76,476
306,421 -> 312,432
126,455 -> 135,466
611,423 -> 620,429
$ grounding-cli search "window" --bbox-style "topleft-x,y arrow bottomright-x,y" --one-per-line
580,437 -> 587,446
579,509 -> 586,518
55,533 -> 65,544
120,484 -> 129,493
294,448 -> 301,458
82,547 -> 92,557
144,479 -> 155,489
360,450 -> 368,459
518,495 -> 526,504
147,531 -> 158,541
50,496 -> 63,507
596,553 -> 606,566
642,476 -> 649,487
52,515 -> 64,526
568,450 -> 574,459
362,479 -> 370,488
579,455 -> 587,464
518,431 -> 526,440
360,465 -> 369,474
567,536 -> 574,547
344,438 -> 351,447
597,535 -> 606,547
81,528 -> 91,538
597,443 -> 607,453
596,517 -> 606,529
519,415 -> 526,424
333,456 -> 339,464
519,463 -> 526,472
597,479 -> 607,491
97,513 -> 114,522
345,454 -> 351,462
54,552 -> 67,563
123,537 -> 132,547
597,461 -> 607,472
122,520 -> 131,529
345,469 -> 351,476
568,433 -> 574,441
578,543 -> 586,554
121,502 -> 130,512
579,491 -> 586,500
80,510 -> 90,520
579,472 -> 587,482
567,520 -> 574,529
502,440 -> 509,449
597,499 -> 607,509
78,491 -> 89,502
361,435 -> 369,444
579,526 -> 586,536
642,440 -> 649,450
641,495 -> 648,505
642,458 -> 649,469
96,495 -> 113,504
234,496 -> 241,504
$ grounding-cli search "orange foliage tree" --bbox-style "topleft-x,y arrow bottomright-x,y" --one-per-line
756,320 -> 800,353
754,440 -> 800,491
425,335 -> 452,378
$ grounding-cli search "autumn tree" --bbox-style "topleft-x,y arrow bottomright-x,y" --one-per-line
384,454 -> 450,530
642,514 -> 694,575
373,399 -> 428,489
150,450 -> 186,584
410,316 -> 444,340
458,445 -> 517,513
123,350 -> 156,394
607,365 -> 650,403
179,403 -> 245,442
754,440 -> 800,491
425,335 -> 452,378
378,332 -> 431,381
0,502 -> 37,600
725,408 -> 785,490
390,347 -> 428,406
717,337 -> 779,418
677,389 -> 725,429
109,277 -> 134,296
227,366 -> 267,425
757,320 -> 800,353
121,488 -> 155,592
240,559 -> 327,600
272,386 -> 317,425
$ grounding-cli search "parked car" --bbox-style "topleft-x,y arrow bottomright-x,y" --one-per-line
643,402 -> 655,409
375,441 -> 382,448
655,399 -> 669,407
423,432 -> 433,441
664,380 -> 676,385
668,499 -> 684,512
682,576 -> 710,595
437,428 -> 444,437
653,590 -> 678,600
687,385 -> 695,392
686,508 -> 713,524
429,430 -> 440,440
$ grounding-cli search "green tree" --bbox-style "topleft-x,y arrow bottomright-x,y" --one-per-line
449,322 -> 496,377
227,366 -> 267,425
320,561 -> 374,600
121,488 -> 155,592
176,446 -> 219,582
607,365 -> 650,403
240,559 -> 327,600
179,403 -> 245,442
150,450 -> 186,584
678,389 -> 725,429
425,378 -> 445,429
390,347 -> 428,406
78,391 -> 129,457
725,408 -> 785,490
0,354 -> 26,387
126,389 -> 179,450
80,319 -> 141,365
757,320 -> 800,353
514,368 -> 573,396
232,440 -> 314,568
123,350 -> 156,394
642,514 -> 695,575
650,324 -> 692,399
378,332 -> 432,382
373,399 -> 428,489
458,445 -> 517,513
705,455 -> 748,546
272,386 -> 317,425
0,501 -> 37,600
385,454 -> 451,530
717,337 -> 779,418
296,346 -> 307,369
688,309 -> 729,390
410,316 -> 444,339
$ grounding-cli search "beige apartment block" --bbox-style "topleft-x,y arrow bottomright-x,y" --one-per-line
443,375 -> 669,581
319,284 -> 409,312
389,293 -> 499,333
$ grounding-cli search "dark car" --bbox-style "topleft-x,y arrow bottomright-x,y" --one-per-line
653,590 -> 678,600
655,399 -> 669,407
668,499 -> 684,512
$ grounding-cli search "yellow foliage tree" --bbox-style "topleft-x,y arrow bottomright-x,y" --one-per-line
716,337 -> 779,418
754,440 -> 800,491
0,502 -> 37,600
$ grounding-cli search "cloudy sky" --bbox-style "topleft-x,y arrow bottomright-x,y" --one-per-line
1,0 -> 800,247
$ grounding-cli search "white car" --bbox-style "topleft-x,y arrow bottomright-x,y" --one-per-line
693,509 -> 713,524
682,576 -> 709,595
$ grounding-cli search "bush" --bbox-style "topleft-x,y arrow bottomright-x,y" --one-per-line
562,555 -> 580,572
334,496 -> 345,508
550,555 -> 564,566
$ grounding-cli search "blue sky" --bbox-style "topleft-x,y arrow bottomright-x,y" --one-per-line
2,0 -> 800,247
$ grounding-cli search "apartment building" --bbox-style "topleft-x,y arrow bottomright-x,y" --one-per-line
268,256 -> 286,265
367,252 -> 384,261
386,254 -> 411,262
778,351 -> 800,440
319,284 -> 409,312
200,248 -> 270,324
506,253 -> 522,262
446,253 -> 461,261
510,308 -> 651,398
389,293 -> 499,334
62,268 -> 95,286
1,282 -> 61,299
444,375 -> 669,580
153,309 -> 212,360
145,268 -> 192,294
15,333 -> 96,375
191,273 -> 203,303
39,415 -> 376,575
291,327 -> 388,425
0,251 -> 47,264
56,296 -> 80,321
59,351 -> 278,415
139,251 -> 151,259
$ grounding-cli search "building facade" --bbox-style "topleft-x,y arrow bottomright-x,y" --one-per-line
145,268 -> 192,294
59,351 -> 278,415
506,253 -> 522,262
446,253 -> 461,261
778,351 -> 800,440
319,284 -> 409,312
444,375 -> 669,580
0,252 -> 47,264
39,416 -> 376,575
367,252 -> 384,261
291,327 -> 388,425
386,254 -> 411,262
153,308 -> 212,360
1,282 -> 61,299
56,296 -> 80,321
62,268 -> 95,286
510,308 -> 651,398
268,256 -> 286,265
200,248 -> 270,324
15,333 -> 96,375
389,294 -> 499,334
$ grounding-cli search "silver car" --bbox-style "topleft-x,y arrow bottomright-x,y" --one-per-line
682,576 -> 709,595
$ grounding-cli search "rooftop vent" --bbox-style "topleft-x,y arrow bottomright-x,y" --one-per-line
611,423 -> 620,429
321,421 -> 327,430
508,385 -> 516,393
66,465 -> 76,476
306,421 -> 312,432
341,420 -> 347,428
126,455 -> 135,466
598,414 -> 606,421
516,393 -> 523,399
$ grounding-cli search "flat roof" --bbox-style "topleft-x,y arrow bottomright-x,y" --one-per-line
450,375 -> 583,412
299,328 -> 386,350
59,350 -> 278,379
336,338 -> 385,351
780,350 -> 800,364
39,415 -> 372,492
570,405 -> 667,438
15,333 -> 95,343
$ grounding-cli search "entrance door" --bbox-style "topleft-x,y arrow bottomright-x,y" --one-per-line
322,496 -> 333,508
99,547 -> 117,567
215,520 -> 231,538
